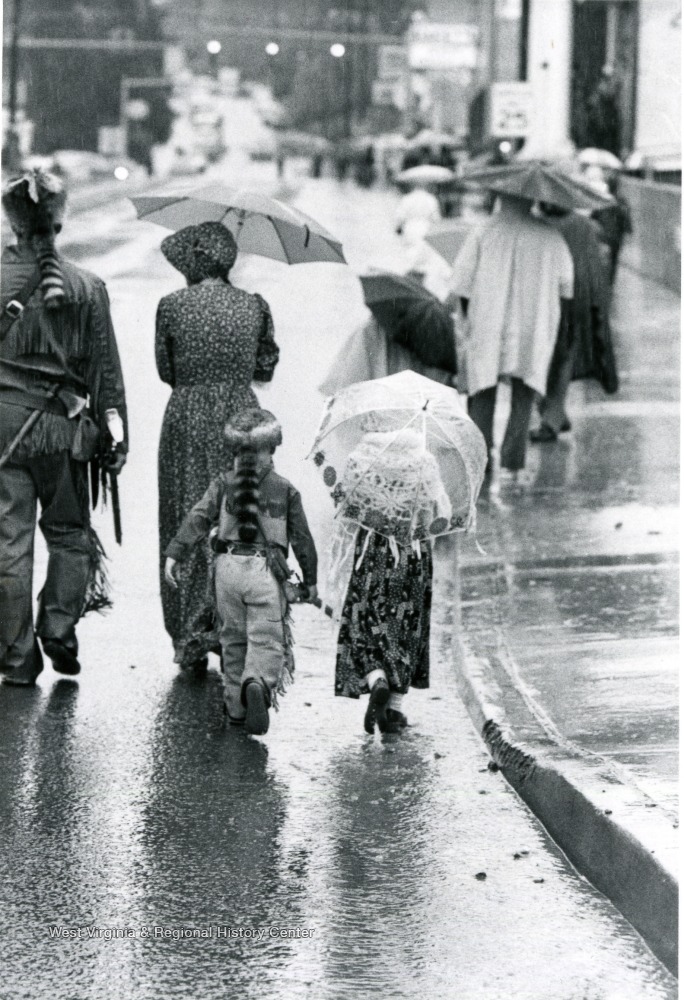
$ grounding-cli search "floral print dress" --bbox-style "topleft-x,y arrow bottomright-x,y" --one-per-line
156,279 -> 279,665
334,529 -> 432,698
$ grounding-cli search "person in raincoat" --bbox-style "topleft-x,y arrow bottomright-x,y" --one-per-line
447,193 -> 574,477
320,275 -> 457,397
530,204 -> 617,443
329,424 -> 451,734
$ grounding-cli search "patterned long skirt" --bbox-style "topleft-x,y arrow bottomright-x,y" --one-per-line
158,382 -> 257,665
334,530 -> 432,698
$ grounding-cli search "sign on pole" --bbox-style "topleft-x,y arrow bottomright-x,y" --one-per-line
407,22 -> 479,72
490,82 -> 534,137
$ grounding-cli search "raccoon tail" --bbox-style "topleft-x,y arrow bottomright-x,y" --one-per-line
32,232 -> 65,309
234,447 -> 260,544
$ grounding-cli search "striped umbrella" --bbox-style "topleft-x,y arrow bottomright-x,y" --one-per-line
461,161 -> 614,212
131,186 -> 346,265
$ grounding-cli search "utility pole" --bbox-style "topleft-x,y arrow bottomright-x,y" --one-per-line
4,0 -> 24,171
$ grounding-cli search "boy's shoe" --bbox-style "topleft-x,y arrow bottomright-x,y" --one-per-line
245,682 -> 270,735
383,708 -> 409,733
364,678 -> 389,735
41,638 -> 80,676
222,702 -> 246,725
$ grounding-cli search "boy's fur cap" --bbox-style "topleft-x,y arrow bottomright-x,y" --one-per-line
2,169 -> 67,235
224,408 -> 283,452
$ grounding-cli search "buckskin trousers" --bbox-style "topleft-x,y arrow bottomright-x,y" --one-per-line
214,552 -> 286,722
0,451 -> 92,683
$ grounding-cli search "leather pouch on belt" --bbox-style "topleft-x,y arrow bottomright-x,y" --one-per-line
71,412 -> 100,463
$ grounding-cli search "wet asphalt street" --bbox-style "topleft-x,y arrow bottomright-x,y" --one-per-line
0,137 -> 678,998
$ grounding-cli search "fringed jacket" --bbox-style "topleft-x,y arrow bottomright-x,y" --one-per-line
0,243 -> 128,460
166,465 -> 318,586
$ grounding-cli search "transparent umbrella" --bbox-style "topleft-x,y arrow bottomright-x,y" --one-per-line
310,370 -> 487,545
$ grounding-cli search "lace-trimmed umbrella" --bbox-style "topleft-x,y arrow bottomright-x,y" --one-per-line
131,185 -> 346,265
310,370 -> 487,545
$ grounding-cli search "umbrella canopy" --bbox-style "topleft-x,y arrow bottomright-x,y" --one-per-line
407,129 -> 458,150
577,148 -> 622,171
395,165 -> 455,187
310,370 -> 487,544
461,161 -> 615,211
131,186 -> 346,265
360,271 -> 457,374
425,220 -> 474,262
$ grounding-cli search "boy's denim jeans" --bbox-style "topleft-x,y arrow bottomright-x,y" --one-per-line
215,553 -> 286,721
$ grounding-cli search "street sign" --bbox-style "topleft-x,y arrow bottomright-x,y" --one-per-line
407,22 -> 479,72
490,82 -> 534,137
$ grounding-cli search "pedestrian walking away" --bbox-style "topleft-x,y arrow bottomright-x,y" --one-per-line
531,204 -> 618,443
448,192 -> 574,477
164,408 -> 318,735
155,223 -> 280,672
0,169 -> 128,686
310,371 -> 486,735
320,271 -> 457,396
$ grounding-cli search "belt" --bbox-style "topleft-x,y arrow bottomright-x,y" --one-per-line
0,386 -> 67,416
213,539 -> 269,557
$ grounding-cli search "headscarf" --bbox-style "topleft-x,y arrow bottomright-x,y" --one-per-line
161,221 -> 238,283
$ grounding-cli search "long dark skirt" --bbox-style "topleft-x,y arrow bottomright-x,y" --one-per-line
335,530 -> 432,698
158,382 -> 257,665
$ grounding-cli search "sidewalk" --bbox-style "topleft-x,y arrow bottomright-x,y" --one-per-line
455,261 -> 679,973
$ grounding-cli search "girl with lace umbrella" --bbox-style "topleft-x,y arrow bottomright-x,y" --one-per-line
309,370 -> 487,734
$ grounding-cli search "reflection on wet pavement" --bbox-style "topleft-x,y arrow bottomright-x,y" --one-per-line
0,571 -> 676,999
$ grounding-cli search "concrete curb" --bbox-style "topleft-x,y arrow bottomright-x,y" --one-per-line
452,624 -> 679,977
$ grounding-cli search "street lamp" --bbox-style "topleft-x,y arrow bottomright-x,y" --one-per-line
330,43 -> 346,58
265,42 -> 280,56
207,39 -> 222,78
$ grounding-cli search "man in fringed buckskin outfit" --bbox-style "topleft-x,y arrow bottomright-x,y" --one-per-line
0,169 -> 128,686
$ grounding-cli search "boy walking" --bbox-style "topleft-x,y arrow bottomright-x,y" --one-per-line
164,409 -> 317,735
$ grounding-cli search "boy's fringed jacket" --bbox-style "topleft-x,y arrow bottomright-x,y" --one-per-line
166,465 -> 318,588
0,243 -> 128,461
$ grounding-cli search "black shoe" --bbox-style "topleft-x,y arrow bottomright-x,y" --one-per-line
364,679 -> 389,734
245,682 -> 270,735
529,424 -> 558,444
560,418 -> 572,433
384,708 -> 409,733
41,638 -> 81,676
2,639 -> 43,686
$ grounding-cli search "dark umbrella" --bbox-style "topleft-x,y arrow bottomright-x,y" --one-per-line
360,271 -> 457,374
461,161 -> 615,212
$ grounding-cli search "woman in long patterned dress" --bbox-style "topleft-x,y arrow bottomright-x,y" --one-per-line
156,222 -> 279,670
